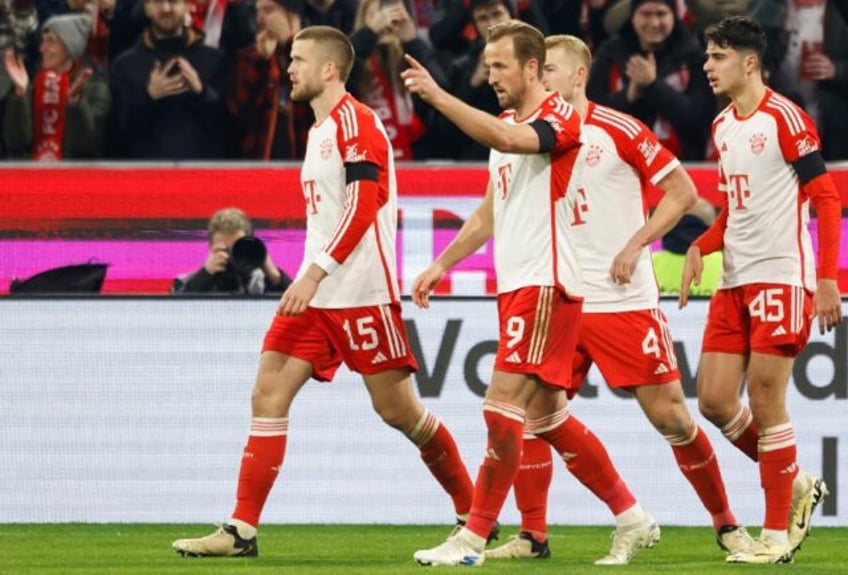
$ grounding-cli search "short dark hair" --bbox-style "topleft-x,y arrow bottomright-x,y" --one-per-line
703,16 -> 767,65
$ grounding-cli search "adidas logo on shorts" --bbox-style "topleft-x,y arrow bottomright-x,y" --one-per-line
654,364 -> 669,375
371,351 -> 388,364
505,351 -> 522,364
771,325 -> 787,337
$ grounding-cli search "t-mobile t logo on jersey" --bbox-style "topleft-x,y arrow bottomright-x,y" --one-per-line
570,187 -> 589,226
303,179 -> 321,215
496,163 -> 512,199
728,174 -> 751,210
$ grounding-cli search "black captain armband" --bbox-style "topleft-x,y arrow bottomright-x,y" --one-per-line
345,161 -> 379,184
792,151 -> 827,184
529,119 -> 556,153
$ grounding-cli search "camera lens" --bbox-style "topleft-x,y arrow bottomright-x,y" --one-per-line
230,236 -> 267,271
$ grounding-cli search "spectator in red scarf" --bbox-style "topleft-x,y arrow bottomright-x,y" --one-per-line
228,0 -> 313,160
588,0 -> 714,160
348,0 -> 448,160
3,13 -> 110,159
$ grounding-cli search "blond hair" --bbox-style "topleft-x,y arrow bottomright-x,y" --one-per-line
544,34 -> 592,71
208,208 -> 252,242
294,25 -> 355,82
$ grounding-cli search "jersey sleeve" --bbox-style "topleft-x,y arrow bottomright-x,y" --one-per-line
771,96 -> 823,164
314,105 -> 388,274
612,116 -> 680,185
540,97 -> 582,153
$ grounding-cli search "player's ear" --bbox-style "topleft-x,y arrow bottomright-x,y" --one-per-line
744,52 -> 759,77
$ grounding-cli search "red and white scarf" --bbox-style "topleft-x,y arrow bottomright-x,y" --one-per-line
187,0 -> 228,47
363,55 -> 424,161
32,70 -> 70,162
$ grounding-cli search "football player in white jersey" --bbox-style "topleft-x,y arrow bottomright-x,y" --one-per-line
403,21 -> 656,567
681,16 -> 842,564
485,34 -> 755,565
171,25 -> 478,558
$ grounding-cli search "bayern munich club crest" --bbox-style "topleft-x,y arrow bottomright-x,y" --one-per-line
320,138 -> 333,160
749,132 -> 766,155
586,144 -> 603,167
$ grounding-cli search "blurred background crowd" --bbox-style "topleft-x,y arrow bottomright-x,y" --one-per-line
1,0 -> 846,163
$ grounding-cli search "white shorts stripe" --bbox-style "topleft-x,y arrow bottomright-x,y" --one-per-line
652,309 -> 678,370
378,304 -> 398,358
528,287 -> 554,364
380,304 -> 404,358
388,305 -> 407,357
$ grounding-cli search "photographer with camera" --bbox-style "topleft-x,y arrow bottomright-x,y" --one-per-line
171,207 -> 292,294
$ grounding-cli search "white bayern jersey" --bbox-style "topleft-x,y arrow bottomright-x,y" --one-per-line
297,93 -> 400,308
489,92 -> 585,296
712,88 -> 820,290
572,103 -> 680,312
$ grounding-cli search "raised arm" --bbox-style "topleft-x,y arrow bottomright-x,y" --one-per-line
400,54 -> 547,154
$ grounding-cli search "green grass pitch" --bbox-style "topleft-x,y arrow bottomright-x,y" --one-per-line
0,524 -> 845,574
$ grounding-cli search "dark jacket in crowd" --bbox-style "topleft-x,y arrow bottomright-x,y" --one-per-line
171,265 -> 292,295
108,28 -> 229,159
303,0 -> 357,34
433,40 -> 500,160
588,19 -> 714,161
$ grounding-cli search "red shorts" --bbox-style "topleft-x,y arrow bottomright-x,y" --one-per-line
702,284 -> 813,358
493,286 -> 582,389
571,309 -> 680,390
262,303 -> 418,381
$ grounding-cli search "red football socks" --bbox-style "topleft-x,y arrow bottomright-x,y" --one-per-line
231,417 -> 288,527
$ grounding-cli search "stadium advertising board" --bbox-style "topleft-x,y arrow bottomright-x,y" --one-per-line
1,298 -> 844,526
3,164 -> 848,294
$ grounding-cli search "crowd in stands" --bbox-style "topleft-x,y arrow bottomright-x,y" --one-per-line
1,0 -> 846,162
